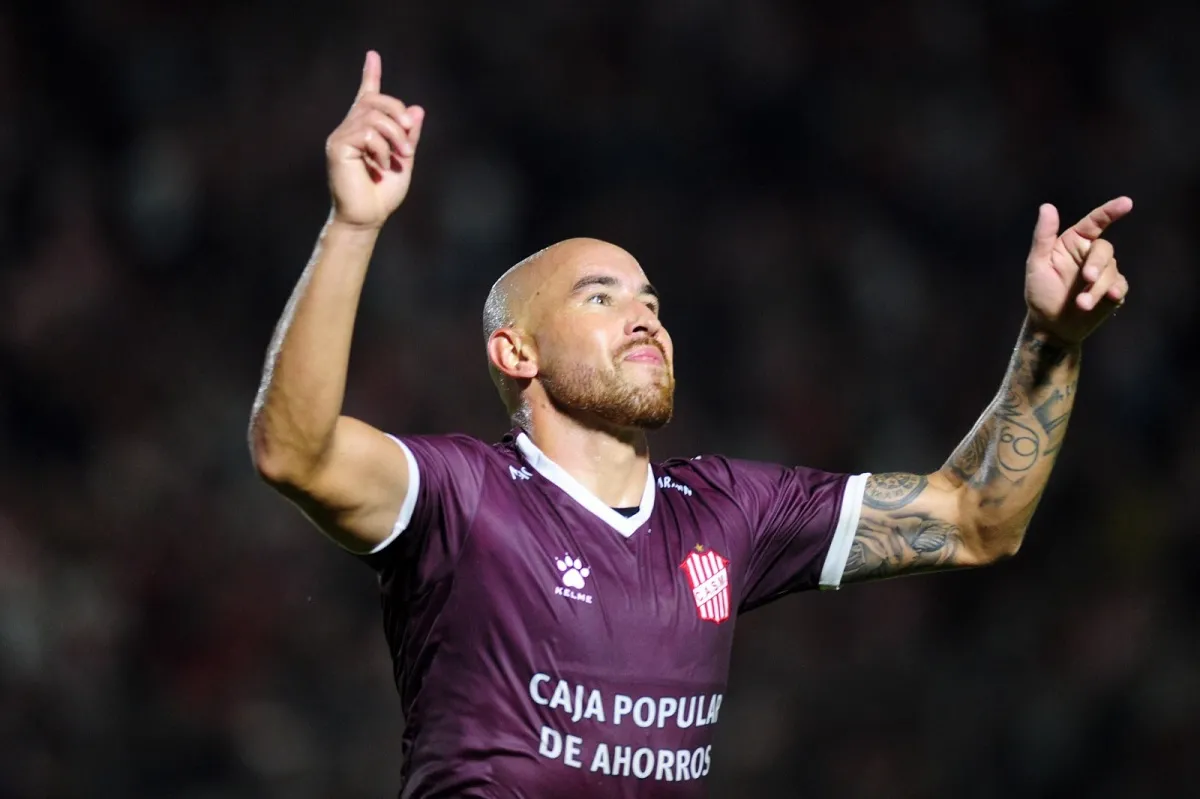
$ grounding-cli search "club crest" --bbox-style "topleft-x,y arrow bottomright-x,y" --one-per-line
680,547 -> 731,623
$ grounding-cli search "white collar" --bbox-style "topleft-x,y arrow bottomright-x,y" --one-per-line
515,432 -> 655,538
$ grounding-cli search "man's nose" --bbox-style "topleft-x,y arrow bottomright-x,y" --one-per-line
625,303 -> 662,338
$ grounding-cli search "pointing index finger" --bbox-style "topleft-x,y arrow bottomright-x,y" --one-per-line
1070,196 -> 1133,241
1028,203 -> 1059,263
357,50 -> 382,99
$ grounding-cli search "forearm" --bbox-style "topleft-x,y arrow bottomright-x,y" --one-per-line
249,217 -> 381,479
844,198 -> 1128,584
941,315 -> 1080,559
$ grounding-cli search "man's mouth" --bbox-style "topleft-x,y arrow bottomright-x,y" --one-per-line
621,344 -> 665,366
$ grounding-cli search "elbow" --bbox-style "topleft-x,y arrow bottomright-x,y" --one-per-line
953,484 -> 1034,567
962,520 -> 1028,567
251,449 -> 293,488
986,537 -> 1025,565
248,419 -> 315,489
248,430 -> 290,487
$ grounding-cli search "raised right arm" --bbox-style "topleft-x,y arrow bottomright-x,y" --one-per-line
248,52 -> 425,553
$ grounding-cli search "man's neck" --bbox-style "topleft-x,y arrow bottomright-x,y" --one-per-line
523,412 -> 650,509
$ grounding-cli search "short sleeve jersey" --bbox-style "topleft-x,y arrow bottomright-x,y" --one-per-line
363,430 -> 868,799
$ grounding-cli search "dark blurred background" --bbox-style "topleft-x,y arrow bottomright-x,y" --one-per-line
1,0 -> 1197,796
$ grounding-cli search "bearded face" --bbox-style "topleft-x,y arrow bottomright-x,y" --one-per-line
485,239 -> 676,430
538,337 -> 675,430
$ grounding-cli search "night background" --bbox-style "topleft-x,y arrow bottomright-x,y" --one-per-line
1,0 -> 1197,796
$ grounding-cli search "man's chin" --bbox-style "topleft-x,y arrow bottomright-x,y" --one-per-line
634,411 -> 672,431
590,399 -> 673,432
622,394 -> 674,430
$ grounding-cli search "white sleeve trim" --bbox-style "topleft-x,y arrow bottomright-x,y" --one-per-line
367,435 -> 422,555
818,473 -> 870,590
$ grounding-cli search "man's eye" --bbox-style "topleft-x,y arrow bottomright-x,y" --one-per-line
587,293 -> 611,305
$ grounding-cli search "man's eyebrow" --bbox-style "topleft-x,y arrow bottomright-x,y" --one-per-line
569,274 -> 660,304
569,274 -> 619,294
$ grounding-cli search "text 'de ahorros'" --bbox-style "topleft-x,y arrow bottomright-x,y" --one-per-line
528,672 -> 722,782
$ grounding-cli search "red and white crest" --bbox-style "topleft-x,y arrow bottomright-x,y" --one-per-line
680,547 -> 731,624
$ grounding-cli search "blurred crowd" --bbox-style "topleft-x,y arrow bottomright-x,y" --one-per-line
1,0 -> 1197,796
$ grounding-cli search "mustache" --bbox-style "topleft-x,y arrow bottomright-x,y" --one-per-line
616,338 -> 668,362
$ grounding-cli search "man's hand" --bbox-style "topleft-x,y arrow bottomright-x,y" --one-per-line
1024,196 -> 1133,345
326,51 -> 424,231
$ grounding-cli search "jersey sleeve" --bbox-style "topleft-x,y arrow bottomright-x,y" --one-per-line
357,433 -> 488,575
727,458 -> 870,613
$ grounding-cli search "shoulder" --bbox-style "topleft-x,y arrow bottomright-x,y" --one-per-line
655,453 -> 764,502
396,432 -> 512,457
659,453 -> 728,478
658,452 -> 852,506
657,453 -> 780,487
394,432 -> 524,481
397,431 -> 488,448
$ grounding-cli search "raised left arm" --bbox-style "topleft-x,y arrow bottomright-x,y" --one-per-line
844,320 -> 1077,581
842,197 -> 1132,584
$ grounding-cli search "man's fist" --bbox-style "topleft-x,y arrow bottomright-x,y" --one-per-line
1024,196 -> 1133,346
326,51 -> 424,230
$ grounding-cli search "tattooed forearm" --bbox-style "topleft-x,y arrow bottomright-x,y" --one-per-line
845,318 -> 1082,584
947,419 -> 991,488
1032,385 -> 1074,454
940,317 -> 1080,554
948,387 -> 1043,491
947,321 -> 1079,490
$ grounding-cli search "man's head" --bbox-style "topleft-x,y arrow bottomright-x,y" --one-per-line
483,238 -> 674,432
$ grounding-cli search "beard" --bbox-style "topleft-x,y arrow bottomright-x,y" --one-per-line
539,351 -> 674,430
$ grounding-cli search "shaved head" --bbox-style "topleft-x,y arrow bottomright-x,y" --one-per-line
482,238 -> 674,430
482,238 -> 621,342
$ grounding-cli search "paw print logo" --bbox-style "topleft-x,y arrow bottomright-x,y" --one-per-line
555,554 -> 590,589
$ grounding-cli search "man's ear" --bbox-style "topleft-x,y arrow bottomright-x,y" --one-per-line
487,328 -> 538,380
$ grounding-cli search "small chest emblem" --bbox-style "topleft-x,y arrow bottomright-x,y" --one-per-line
680,546 -> 731,623
554,554 -> 593,604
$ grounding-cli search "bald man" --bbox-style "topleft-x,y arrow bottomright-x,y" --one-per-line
250,53 -> 1133,799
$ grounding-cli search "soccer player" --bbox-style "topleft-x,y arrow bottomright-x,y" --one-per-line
249,52 -> 1132,798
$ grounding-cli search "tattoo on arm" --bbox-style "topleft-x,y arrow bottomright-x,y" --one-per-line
947,420 -> 992,489
843,473 -> 964,583
844,321 -> 1082,585
862,472 -> 928,510
947,327 -> 1078,495
1032,385 -> 1074,455
948,388 -> 1041,492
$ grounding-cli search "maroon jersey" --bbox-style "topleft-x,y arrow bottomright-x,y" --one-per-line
362,429 -> 868,798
